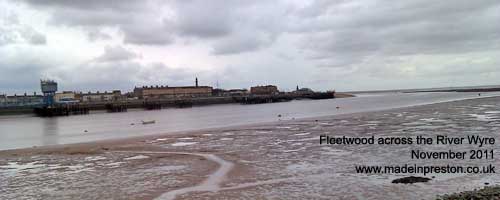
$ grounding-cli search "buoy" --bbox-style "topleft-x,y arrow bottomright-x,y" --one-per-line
336,106 -> 340,109
84,130 -> 88,133
278,114 -> 282,117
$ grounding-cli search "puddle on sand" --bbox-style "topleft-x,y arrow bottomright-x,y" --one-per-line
104,162 -> 125,168
124,155 -> 150,160
419,118 -> 447,122
467,114 -> 497,122
171,142 -> 198,147
141,165 -> 186,173
0,161 -> 46,175
84,156 -> 107,161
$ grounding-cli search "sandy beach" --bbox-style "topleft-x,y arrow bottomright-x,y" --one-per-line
2,96 -> 500,199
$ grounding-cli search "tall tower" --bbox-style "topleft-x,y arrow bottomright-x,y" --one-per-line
40,79 -> 58,107
195,77 -> 199,87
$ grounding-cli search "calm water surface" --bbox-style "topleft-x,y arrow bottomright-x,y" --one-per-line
0,92 -> 499,150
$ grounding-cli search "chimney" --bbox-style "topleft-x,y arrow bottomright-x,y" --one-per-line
195,77 -> 199,87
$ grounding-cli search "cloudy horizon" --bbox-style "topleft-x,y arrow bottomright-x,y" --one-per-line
1,0 -> 500,95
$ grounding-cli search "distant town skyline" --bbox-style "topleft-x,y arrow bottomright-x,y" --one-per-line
1,0 -> 500,94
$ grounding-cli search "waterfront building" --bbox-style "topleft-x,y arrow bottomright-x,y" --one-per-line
0,93 -> 43,107
134,85 -> 213,99
211,88 -> 248,97
295,87 -> 314,95
80,90 -> 122,102
250,85 -> 279,95
134,78 -> 213,99
228,89 -> 248,96
212,88 -> 226,97
0,94 -> 6,106
54,91 -> 78,103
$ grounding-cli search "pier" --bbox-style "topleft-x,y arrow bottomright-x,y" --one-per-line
33,105 -> 89,117
27,92 -> 335,117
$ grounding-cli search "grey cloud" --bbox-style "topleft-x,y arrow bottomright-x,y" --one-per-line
212,31 -> 275,55
94,45 -> 140,63
87,29 -> 112,42
383,54 -> 500,78
0,12 -> 47,46
21,0 -> 166,45
49,9 -> 133,27
0,28 -> 46,46
294,0 -> 500,69
28,34 -> 46,45
20,0 -> 286,54
121,22 -> 173,45
0,55 -> 52,94
8,0 -> 500,91
22,28 -> 47,45
46,7 -> 172,45
18,0 -> 500,57
0,29 -> 16,46
167,0 -> 234,38
61,61 -> 143,91
58,61 -> 206,92
21,0 -> 146,12
4,12 -> 19,25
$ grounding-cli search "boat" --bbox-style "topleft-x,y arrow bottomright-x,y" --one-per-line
141,120 -> 156,125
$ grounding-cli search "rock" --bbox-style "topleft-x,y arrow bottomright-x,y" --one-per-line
438,186 -> 500,200
391,176 -> 431,184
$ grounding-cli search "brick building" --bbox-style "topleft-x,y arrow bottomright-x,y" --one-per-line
134,85 -> 213,99
250,85 -> 279,95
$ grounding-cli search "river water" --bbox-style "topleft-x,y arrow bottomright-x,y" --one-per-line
0,92 -> 499,150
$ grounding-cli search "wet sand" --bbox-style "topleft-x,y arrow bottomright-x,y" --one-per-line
2,96 -> 500,199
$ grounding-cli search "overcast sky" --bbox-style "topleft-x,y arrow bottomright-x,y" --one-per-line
1,0 -> 499,94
